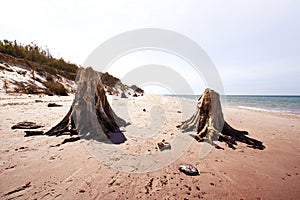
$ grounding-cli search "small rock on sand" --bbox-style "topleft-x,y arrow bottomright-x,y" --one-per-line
157,140 -> 171,151
178,164 -> 199,176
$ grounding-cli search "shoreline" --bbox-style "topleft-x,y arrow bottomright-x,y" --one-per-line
226,105 -> 300,120
164,94 -> 300,116
1,92 -> 299,117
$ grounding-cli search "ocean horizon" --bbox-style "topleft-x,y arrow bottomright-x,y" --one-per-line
166,95 -> 300,115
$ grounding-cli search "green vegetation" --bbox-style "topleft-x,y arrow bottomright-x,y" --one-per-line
100,72 -> 120,87
13,81 -> 39,94
43,81 -> 68,96
0,39 -> 144,96
130,85 -> 144,93
0,39 -> 78,80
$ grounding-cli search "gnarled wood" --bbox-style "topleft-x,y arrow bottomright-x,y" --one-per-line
178,88 -> 265,149
45,67 -> 127,144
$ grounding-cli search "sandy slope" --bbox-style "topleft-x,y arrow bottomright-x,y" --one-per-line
0,93 -> 299,199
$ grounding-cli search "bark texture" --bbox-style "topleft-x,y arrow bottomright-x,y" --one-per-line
45,67 -> 127,143
177,88 -> 265,149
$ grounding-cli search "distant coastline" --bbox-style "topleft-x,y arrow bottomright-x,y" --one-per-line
166,95 -> 300,115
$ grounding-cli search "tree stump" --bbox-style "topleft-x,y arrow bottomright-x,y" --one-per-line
177,88 -> 265,149
45,67 -> 127,143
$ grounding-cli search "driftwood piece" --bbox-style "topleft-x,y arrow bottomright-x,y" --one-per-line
48,103 -> 62,107
11,122 -> 43,129
177,88 -> 265,149
45,67 -> 127,144
24,130 -> 44,137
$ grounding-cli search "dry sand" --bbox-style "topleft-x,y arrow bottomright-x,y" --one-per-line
0,93 -> 299,199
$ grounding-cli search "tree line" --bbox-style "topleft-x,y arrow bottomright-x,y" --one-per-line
0,39 -> 78,80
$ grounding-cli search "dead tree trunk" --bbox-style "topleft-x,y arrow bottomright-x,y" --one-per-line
45,67 -> 127,143
177,88 -> 265,149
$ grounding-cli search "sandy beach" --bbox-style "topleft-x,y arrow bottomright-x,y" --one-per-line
0,93 -> 299,199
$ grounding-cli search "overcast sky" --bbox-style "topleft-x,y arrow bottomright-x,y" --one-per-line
1,0 -> 299,95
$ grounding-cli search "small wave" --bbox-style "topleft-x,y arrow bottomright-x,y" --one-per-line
237,106 -> 281,113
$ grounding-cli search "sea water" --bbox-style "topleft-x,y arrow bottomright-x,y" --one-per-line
167,95 -> 300,115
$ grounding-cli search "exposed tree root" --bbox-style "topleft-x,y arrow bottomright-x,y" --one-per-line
45,67 -> 127,144
177,88 -> 265,149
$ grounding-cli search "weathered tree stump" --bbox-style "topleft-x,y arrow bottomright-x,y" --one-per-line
121,92 -> 127,98
45,67 -> 127,143
177,88 -> 265,149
